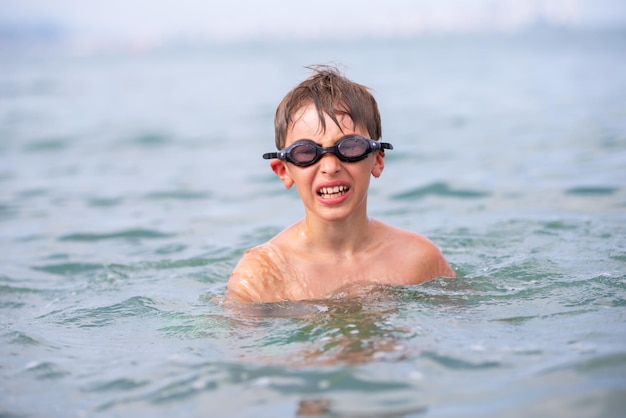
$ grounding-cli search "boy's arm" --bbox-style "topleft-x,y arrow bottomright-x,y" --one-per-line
404,232 -> 456,283
226,252 -> 265,303
421,240 -> 456,280
225,244 -> 287,303
431,246 -> 456,278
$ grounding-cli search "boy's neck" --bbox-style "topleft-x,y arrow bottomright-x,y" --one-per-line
300,209 -> 373,255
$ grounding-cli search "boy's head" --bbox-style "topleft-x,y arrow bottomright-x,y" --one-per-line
274,65 -> 382,150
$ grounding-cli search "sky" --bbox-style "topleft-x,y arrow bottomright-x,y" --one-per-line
1,0 -> 626,46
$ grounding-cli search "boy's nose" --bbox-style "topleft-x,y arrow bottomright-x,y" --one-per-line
319,152 -> 341,174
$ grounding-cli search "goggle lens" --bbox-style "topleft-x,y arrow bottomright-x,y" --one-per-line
290,143 -> 318,165
337,136 -> 369,158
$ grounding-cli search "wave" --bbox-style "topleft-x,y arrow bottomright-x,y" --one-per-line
392,182 -> 490,200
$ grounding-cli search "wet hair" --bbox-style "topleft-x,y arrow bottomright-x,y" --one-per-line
274,65 -> 382,149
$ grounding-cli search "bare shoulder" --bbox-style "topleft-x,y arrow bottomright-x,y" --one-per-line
373,221 -> 456,282
226,243 -> 287,303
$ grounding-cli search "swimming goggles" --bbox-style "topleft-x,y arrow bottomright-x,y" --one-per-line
263,135 -> 393,167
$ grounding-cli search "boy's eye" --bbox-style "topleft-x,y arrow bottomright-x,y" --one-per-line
338,137 -> 367,157
291,144 -> 317,161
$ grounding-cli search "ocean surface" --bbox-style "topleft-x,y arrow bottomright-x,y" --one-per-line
1,28 -> 626,417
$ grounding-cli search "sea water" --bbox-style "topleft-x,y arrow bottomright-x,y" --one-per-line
1,29 -> 625,417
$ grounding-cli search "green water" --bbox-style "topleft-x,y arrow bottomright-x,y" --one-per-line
1,29 -> 626,417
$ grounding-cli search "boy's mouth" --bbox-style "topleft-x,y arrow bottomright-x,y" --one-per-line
317,185 -> 349,199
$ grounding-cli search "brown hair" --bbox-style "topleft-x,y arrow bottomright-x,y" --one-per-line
274,65 -> 382,149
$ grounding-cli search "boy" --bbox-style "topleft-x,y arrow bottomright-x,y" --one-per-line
226,65 -> 455,303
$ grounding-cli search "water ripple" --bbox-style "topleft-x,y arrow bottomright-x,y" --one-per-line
83,378 -> 150,393
565,186 -> 619,196
50,296 -> 162,328
23,361 -> 70,380
143,190 -> 211,200
391,182 -> 490,200
421,351 -> 503,370
22,138 -> 68,153
31,262 -> 104,276
59,229 -> 174,241
4,330 -> 42,346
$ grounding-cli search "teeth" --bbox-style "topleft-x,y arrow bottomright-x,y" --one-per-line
318,185 -> 348,197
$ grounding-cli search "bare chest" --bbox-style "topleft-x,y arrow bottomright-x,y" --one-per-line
283,256 -> 404,300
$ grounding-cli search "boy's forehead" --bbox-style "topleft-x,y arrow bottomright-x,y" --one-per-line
288,103 -> 354,135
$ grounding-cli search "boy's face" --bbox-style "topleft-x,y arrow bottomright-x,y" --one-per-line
270,103 -> 385,222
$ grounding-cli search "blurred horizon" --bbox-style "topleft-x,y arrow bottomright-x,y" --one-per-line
1,0 -> 626,52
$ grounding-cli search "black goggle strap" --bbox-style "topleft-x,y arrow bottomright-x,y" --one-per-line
263,151 -> 280,160
373,141 -> 393,151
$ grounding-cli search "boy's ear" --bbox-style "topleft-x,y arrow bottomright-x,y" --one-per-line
270,160 -> 294,189
371,150 -> 385,178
